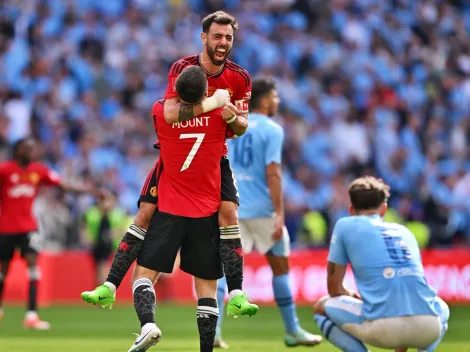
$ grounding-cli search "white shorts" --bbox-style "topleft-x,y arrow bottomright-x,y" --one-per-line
239,217 -> 290,256
325,295 -> 448,350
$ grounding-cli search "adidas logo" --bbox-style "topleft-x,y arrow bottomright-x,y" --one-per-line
197,314 -> 211,319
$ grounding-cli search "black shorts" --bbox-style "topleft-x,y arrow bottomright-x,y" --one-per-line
0,232 -> 40,261
137,211 -> 223,280
137,156 -> 239,208
138,160 -> 163,208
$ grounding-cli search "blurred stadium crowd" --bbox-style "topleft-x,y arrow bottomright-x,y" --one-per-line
0,0 -> 468,250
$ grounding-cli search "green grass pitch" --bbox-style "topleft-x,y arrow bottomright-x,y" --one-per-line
0,304 -> 468,351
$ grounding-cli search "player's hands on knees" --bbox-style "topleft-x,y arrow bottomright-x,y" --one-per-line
213,89 -> 231,108
222,103 -> 238,122
345,288 -> 361,300
271,213 -> 284,241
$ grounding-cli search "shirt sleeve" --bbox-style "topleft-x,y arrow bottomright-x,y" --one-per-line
328,218 -> 349,265
265,125 -> 284,165
232,70 -> 252,113
40,165 -> 62,186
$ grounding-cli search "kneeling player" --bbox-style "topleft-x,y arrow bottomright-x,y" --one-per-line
313,176 -> 449,352
128,66 -> 241,352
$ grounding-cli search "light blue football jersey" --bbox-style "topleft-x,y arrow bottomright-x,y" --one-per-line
227,113 -> 284,219
328,215 -> 440,320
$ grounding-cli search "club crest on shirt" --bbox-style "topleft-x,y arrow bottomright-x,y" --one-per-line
30,172 -> 40,185
150,186 -> 157,197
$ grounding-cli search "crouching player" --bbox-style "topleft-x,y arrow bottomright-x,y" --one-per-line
313,176 -> 449,352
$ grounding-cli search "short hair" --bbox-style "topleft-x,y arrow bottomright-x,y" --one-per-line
348,176 -> 390,211
175,66 -> 208,104
202,11 -> 239,33
250,77 -> 276,110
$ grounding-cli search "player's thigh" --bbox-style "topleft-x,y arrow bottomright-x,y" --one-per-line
180,213 -> 223,280
267,226 -> 290,257
137,211 -> 186,274
136,159 -> 162,211
219,156 -> 239,210
20,231 -> 41,262
324,295 -> 364,329
0,234 -> 18,262
239,220 -> 254,253
244,217 -> 290,256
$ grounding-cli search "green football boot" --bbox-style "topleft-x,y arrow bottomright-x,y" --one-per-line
226,292 -> 259,318
81,284 -> 116,308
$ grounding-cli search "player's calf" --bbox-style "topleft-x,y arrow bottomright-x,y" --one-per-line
195,278 -> 219,352
128,266 -> 161,352
218,201 -> 243,294
106,202 -> 156,290
81,203 -> 156,307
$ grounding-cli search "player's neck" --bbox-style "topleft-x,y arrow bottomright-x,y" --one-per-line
251,109 -> 268,117
199,53 -> 224,75
14,158 -> 30,168
355,210 -> 380,217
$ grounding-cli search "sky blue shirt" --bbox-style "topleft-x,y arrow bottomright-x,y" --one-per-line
227,113 -> 284,219
328,215 -> 439,320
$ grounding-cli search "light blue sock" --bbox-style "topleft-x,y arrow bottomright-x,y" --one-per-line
273,274 -> 300,334
216,276 -> 227,336
314,314 -> 368,352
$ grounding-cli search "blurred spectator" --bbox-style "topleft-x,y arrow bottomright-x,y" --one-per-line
81,188 -> 127,286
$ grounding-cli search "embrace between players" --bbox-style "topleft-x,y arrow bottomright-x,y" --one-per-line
82,11 -> 259,352
80,10 -> 450,352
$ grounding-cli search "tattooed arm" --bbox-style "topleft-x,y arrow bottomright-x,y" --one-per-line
163,97 -> 205,124
163,90 -> 230,124
327,261 -> 360,298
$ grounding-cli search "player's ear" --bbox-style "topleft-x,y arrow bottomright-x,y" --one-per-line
379,203 -> 388,217
201,32 -> 207,45
348,205 -> 355,215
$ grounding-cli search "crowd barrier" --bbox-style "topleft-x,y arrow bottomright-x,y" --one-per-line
4,249 -> 470,305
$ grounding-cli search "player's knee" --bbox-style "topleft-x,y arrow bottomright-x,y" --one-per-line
218,201 -> 238,227
131,264 -> 159,285
134,202 -> 157,230
194,278 -> 217,299
27,266 -> 41,281
313,296 -> 329,316
24,252 -> 37,267
266,255 -> 289,276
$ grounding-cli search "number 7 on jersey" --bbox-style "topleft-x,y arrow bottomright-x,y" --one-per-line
179,133 -> 205,171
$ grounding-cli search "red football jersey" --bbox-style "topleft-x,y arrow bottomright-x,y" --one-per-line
153,100 -> 227,218
0,161 -> 61,234
164,55 -> 252,153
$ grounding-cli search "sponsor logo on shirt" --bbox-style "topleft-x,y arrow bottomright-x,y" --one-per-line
8,184 -> 35,198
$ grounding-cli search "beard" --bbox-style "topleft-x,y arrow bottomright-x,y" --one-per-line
206,44 -> 231,66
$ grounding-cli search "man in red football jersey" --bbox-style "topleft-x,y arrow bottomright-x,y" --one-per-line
127,66 -> 246,352
82,12 -> 254,338
0,137 -> 87,329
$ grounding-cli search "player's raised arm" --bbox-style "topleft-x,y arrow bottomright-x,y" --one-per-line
163,89 -> 229,124
162,58 -> 230,124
